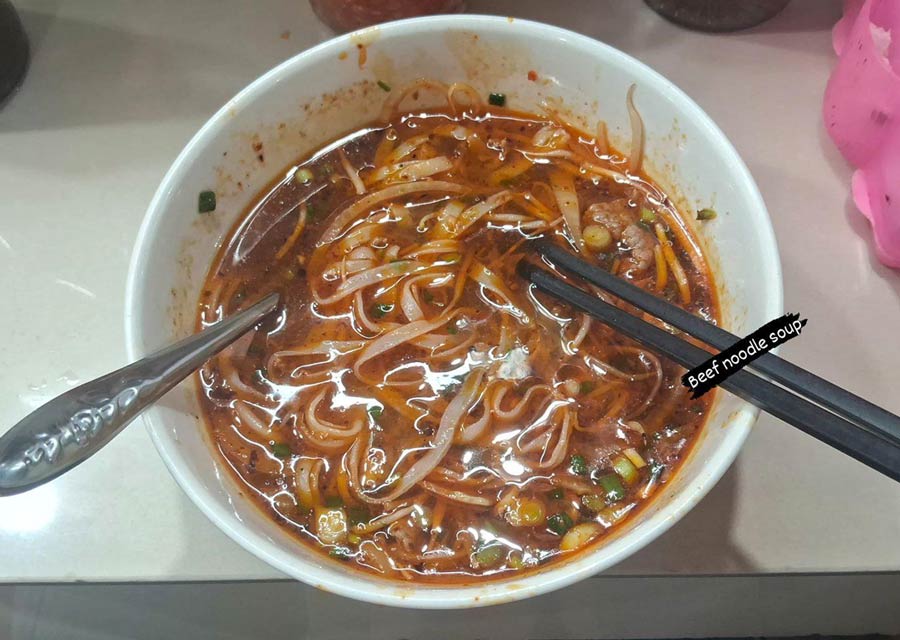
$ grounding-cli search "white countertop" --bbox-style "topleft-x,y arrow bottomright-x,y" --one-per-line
1,0 -> 898,583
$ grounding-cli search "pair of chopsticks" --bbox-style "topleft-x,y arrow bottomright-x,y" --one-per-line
518,240 -> 900,483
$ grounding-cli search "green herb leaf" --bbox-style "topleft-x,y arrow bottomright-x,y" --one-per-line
488,92 -> 506,107
697,208 -> 718,220
596,474 -> 626,503
569,454 -> 588,476
271,442 -> 292,458
328,547 -> 353,561
473,543 -> 505,568
446,323 -> 458,335
423,290 -> 435,304
198,190 -> 216,213
368,406 -> 383,421
578,381 -> 595,395
546,512 -> 573,536
295,167 -> 313,184
377,80 -> 392,92
640,207 -> 656,224
581,493 -> 606,512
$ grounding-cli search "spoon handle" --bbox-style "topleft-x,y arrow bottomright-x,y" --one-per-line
0,293 -> 279,496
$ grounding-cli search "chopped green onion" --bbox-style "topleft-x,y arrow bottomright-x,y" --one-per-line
473,543 -> 505,568
488,92 -> 506,107
423,290 -> 435,304
623,447 -> 647,469
569,454 -> 588,476
328,547 -> 353,561
324,495 -> 343,508
508,553 -> 526,570
547,488 -> 563,500
612,455 -> 640,485
367,406 -> 383,421
583,224 -> 613,252
640,207 -> 656,224
447,323 -> 458,335
377,80 -> 392,92
198,190 -> 216,213
579,381 -> 595,395
444,252 -> 462,263
546,512 -> 573,536
697,208 -> 718,220
295,167 -> 314,184
581,494 -> 606,512
271,442 -> 292,458
347,533 -> 362,545
596,474 -> 626,503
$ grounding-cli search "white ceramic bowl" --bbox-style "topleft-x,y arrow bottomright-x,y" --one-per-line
125,15 -> 782,608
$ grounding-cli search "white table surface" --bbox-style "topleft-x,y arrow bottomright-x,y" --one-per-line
1,0 -> 898,583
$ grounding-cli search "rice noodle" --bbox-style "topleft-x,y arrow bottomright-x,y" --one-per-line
300,389 -> 363,451
295,458 -> 324,508
353,310 -> 464,383
451,190 -> 512,237
318,181 -> 470,245
369,368 -> 486,502
626,84 -> 645,174
420,480 -> 493,506
368,156 -> 453,184
470,261 -> 529,323
549,169 -> 582,248
354,504 -> 419,534
313,260 -> 425,305
233,400 -> 271,436
492,383 -> 553,421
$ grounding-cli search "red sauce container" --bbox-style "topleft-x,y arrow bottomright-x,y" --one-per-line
310,0 -> 467,33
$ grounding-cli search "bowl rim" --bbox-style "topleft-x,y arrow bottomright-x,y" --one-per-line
125,13 -> 784,608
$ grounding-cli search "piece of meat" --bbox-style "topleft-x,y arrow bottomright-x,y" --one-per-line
585,199 -> 635,238
620,224 -> 654,275
584,199 -> 654,275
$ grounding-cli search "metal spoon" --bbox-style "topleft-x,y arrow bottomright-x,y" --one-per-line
0,292 -> 280,497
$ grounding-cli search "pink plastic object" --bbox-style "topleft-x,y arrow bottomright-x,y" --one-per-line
824,0 -> 900,268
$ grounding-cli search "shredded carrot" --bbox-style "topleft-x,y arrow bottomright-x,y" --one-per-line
511,192 -> 557,222
654,223 -> 690,304
653,244 -> 668,292
337,467 -> 354,505
371,386 -> 425,421
431,498 -> 446,532
654,204 -> 706,275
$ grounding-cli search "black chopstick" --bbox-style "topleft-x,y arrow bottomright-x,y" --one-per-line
518,261 -> 900,483
536,239 -> 900,449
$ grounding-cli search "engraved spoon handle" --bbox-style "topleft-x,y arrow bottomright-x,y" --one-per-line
0,293 -> 280,496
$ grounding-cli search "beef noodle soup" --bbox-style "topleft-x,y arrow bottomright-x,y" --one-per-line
197,81 -> 717,582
